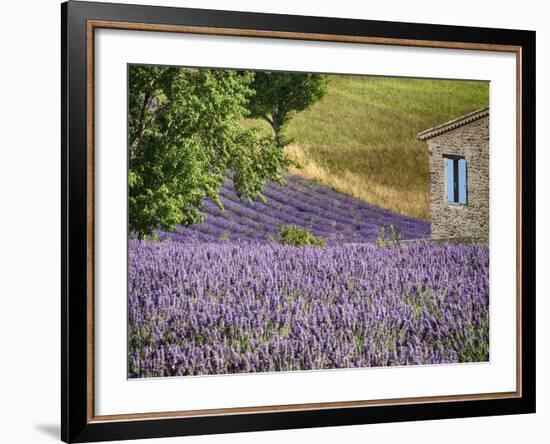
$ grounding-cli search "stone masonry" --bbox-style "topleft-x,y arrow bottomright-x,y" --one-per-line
417,108 -> 489,239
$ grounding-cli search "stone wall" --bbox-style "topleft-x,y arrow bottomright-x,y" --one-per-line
425,116 -> 489,239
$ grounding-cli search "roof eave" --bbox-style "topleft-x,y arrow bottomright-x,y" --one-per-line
416,107 -> 489,141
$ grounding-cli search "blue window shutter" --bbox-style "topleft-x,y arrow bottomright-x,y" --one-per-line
446,158 -> 455,202
458,159 -> 467,204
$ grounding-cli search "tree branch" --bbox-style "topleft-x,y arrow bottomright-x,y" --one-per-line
130,91 -> 151,149
260,114 -> 284,148
261,114 -> 274,128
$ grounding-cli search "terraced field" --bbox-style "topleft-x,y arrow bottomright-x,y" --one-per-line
159,174 -> 430,245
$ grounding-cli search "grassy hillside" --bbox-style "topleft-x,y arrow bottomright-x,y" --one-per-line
247,75 -> 489,220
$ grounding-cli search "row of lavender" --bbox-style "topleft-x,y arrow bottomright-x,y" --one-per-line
128,240 -> 489,377
159,174 -> 430,245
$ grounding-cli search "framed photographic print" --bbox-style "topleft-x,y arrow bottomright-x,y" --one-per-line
61,1 -> 536,442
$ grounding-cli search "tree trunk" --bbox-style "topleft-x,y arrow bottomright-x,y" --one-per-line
261,115 -> 284,148
273,122 -> 283,148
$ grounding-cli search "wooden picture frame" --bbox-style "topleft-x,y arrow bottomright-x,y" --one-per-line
62,1 -> 535,442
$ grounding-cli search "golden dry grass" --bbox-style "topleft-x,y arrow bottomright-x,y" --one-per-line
286,144 -> 430,219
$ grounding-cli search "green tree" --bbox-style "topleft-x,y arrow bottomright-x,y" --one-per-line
246,72 -> 328,148
128,66 -> 287,238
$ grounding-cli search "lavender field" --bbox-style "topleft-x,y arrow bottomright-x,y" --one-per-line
128,240 -> 489,378
158,174 -> 431,245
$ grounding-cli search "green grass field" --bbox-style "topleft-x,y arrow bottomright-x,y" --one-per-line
246,75 -> 489,220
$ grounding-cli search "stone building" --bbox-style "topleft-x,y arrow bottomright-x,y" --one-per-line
417,107 -> 489,240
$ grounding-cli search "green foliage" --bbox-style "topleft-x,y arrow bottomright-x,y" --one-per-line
246,72 -> 328,147
376,225 -> 401,247
277,225 -> 326,247
128,66 -> 288,238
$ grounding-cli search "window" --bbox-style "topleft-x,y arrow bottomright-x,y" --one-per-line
444,155 -> 467,204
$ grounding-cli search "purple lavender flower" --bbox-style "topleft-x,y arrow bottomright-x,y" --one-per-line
128,241 -> 489,378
